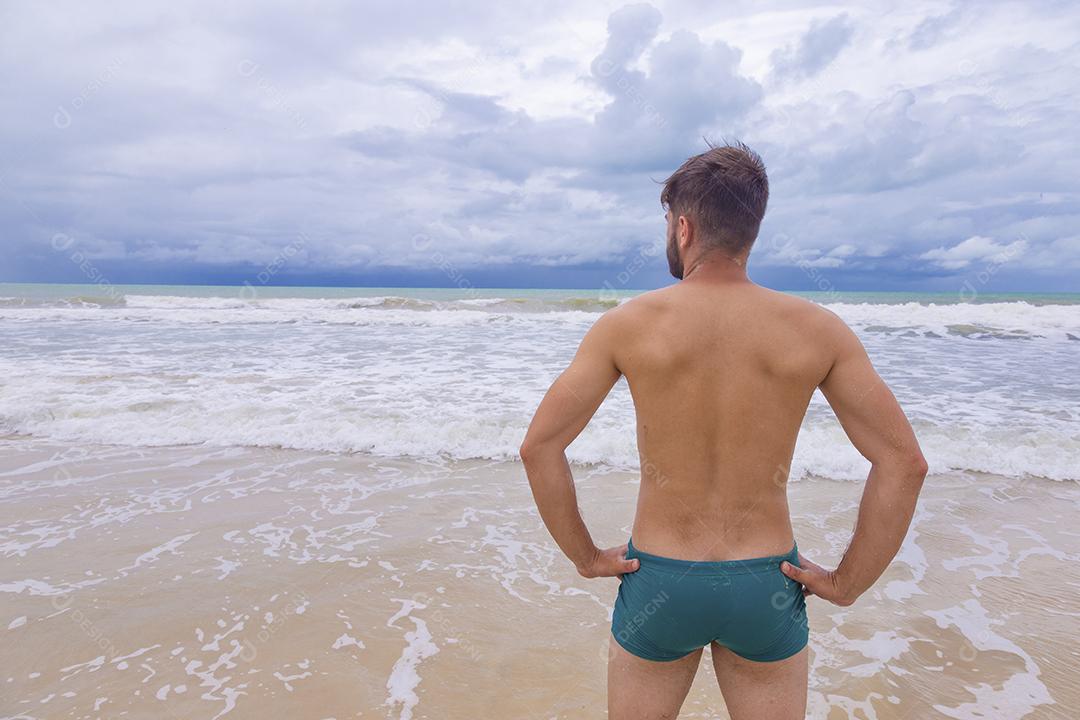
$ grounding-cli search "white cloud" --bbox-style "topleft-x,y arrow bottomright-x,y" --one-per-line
827,244 -> 858,257
920,235 -> 1029,269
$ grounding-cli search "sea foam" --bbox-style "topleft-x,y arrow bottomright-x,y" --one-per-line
0,292 -> 1076,481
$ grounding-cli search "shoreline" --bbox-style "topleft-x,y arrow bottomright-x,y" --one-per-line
2,432 -> 1076,487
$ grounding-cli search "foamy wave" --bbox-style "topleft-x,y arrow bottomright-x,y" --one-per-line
1,399 -> 1076,481
0,295 -> 1076,340
0,294 -> 127,308
825,301 -> 1080,341
0,294 -> 623,326
0,291 -> 1075,481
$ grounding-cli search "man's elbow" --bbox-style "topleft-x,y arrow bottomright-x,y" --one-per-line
872,447 -> 927,489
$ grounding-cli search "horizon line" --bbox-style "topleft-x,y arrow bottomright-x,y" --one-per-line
1,280 -> 1078,296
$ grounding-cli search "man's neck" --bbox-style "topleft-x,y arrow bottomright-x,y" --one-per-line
681,251 -> 751,284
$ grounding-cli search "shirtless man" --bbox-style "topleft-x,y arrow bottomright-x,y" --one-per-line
519,142 -> 928,719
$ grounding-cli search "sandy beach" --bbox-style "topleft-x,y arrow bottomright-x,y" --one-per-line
2,436 -> 1077,719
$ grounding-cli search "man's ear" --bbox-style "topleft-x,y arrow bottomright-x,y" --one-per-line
678,215 -> 692,245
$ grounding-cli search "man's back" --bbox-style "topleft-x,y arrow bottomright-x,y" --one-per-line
612,279 -> 836,560
520,141 -> 926,720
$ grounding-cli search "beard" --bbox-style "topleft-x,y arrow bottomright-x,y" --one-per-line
666,223 -> 683,279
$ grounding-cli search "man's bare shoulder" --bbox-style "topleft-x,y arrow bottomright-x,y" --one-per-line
603,287 -> 677,323
747,286 -> 861,367
585,288 -> 675,358
753,286 -> 847,330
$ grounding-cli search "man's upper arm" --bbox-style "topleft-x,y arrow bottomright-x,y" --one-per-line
520,311 -> 623,453
818,313 -> 924,468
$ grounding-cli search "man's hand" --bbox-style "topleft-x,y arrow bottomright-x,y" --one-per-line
576,543 -> 640,579
780,553 -> 855,607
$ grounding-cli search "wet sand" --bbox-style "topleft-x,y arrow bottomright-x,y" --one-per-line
1,436 -> 1077,719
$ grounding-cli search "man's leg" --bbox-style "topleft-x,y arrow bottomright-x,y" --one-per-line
607,635 -> 703,719
709,642 -> 808,719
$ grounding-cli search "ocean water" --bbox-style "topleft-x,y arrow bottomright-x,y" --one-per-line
0,282 -> 1078,481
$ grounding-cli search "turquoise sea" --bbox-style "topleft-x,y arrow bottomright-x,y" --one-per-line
1,282 -> 1078,306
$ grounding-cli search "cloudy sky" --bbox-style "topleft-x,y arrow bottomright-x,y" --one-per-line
2,1 -> 1078,291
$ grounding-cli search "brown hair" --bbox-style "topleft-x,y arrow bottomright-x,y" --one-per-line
660,140 -> 769,253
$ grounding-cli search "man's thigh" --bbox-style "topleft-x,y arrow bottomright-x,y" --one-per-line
607,635 -> 704,720
710,642 -> 808,720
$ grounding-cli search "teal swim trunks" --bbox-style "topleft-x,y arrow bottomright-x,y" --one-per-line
611,537 -> 808,662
